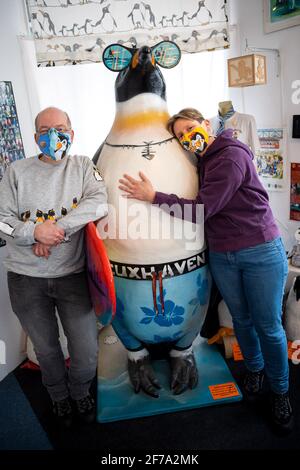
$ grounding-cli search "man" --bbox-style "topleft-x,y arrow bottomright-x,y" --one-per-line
0,107 -> 108,427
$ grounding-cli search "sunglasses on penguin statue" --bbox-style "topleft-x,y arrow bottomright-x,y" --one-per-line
102,41 -> 181,72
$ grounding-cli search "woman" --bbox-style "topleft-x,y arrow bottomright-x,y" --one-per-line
118,108 -> 293,434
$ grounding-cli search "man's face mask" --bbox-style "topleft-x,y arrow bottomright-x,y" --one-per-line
179,126 -> 209,156
37,128 -> 72,161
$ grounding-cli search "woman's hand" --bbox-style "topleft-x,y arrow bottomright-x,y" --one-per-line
119,172 -> 156,203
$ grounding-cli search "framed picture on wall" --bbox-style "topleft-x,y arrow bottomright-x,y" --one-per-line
256,128 -> 287,191
0,81 -> 25,248
290,163 -> 300,220
263,0 -> 300,33
0,81 -> 25,182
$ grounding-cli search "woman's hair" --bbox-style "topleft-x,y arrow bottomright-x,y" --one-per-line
167,108 -> 205,136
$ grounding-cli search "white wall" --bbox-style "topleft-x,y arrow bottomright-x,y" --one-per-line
0,0 -> 33,381
228,0 -> 300,249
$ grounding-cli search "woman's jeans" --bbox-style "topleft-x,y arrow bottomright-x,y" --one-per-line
209,237 -> 289,394
7,271 -> 98,402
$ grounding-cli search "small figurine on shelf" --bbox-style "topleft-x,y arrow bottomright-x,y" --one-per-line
289,228 -> 300,268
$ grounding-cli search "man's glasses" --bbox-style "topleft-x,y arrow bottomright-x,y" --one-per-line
102,41 -> 181,72
37,127 -> 71,135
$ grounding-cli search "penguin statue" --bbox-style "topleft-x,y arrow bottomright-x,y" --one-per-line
284,276 -> 300,342
289,228 -> 300,268
201,279 -> 238,359
207,299 -> 238,359
94,42 -> 210,397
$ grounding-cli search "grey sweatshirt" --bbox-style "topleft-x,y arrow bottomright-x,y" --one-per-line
0,154 -> 108,277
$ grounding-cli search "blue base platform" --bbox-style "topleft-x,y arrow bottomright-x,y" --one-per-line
97,327 -> 242,423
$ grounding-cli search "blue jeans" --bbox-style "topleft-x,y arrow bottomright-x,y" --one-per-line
209,237 -> 289,394
7,271 -> 98,401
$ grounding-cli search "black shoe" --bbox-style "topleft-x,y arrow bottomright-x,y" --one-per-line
243,369 -> 265,402
52,397 -> 73,428
74,394 -> 96,424
270,392 -> 294,435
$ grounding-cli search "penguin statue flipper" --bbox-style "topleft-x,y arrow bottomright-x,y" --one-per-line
93,142 -> 105,166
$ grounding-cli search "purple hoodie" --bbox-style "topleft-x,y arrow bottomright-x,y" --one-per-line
153,129 -> 279,252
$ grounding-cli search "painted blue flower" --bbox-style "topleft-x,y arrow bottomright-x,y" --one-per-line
139,289 -> 185,327
189,273 -> 209,315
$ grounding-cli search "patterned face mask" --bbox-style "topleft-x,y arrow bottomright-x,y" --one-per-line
37,128 -> 72,161
179,126 -> 209,156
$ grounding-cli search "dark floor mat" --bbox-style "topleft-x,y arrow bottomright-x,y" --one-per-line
12,353 -> 300,451
0,373 -> 52,450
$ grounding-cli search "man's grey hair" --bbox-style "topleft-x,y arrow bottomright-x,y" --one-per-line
35,107 -> 72,132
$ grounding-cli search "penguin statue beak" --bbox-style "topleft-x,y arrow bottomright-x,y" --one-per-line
137,46 -> 155,69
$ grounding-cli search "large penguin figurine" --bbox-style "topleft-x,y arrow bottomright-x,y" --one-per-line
284,276 -> 300,344
94,42 -> 210,398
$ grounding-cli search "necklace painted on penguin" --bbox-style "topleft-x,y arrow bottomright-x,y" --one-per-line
104,136 -> 175,160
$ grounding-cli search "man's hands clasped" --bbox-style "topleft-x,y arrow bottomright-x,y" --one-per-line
32,220 -> 65,259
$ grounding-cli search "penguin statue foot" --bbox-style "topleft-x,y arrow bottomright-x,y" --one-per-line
128,355 -> 161,398
169,352 -> 198,395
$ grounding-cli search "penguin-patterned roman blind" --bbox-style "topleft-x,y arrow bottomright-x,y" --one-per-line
25,0 -> 229,67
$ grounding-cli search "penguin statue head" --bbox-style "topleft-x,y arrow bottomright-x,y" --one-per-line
102,41 -> 181,103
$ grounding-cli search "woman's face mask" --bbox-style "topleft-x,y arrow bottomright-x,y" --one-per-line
179,126 -> 209,156
37,128 -> 72,161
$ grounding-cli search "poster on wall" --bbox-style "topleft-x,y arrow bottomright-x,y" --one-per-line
0,81 -> 25,180
0,81 -> 25,247
290,163 -> 300,221
255,128 -> 286,191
